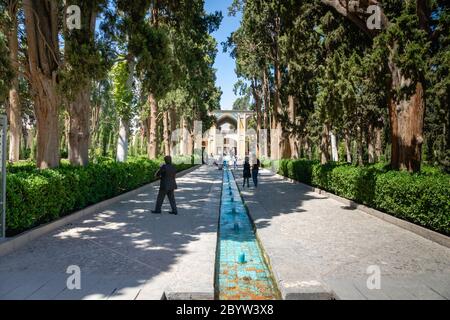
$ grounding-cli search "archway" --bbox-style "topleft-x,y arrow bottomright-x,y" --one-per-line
206,111 -> 255,161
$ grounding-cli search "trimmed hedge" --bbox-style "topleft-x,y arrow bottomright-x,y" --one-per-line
6,158 -> 193,236
278,159 -> 450,236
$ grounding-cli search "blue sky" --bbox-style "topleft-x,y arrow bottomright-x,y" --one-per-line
204,0 -> 242,110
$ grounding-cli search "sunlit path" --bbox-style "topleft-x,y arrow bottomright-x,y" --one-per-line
237,169 -> 450,300
0,166 -> 222,300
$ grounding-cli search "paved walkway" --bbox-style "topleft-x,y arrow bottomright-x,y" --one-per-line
2,165 -> 449,300
237,169 -> 450,300
0,166 -> 222,300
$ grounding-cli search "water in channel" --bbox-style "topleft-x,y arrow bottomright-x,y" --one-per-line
215,167 -> 279,300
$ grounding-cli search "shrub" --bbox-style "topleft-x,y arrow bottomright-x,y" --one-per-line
276,159 -> 450,235
6,161 -> 37,174
6,158 -> 193,236
375,172 -> 450,234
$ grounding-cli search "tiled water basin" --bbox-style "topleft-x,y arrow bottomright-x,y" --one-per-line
216,168 -> 279,300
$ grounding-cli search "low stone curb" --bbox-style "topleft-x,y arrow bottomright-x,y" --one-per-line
255,226 -> 336,300
165,170 -> 222,301
164,292 -> 214,301
278,280 -> 336,300
0,165 -> 201,257
273,172 -> 450,250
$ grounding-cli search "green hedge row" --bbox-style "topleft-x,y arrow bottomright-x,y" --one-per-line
6,158 -> 193,236
278,160 -> 450,236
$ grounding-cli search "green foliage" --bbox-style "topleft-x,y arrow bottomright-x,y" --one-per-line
376,2 -> 430,89
60,1 -> 110,96
110,60 -> 134,120
278,159 -> 450,235
134,25 -> 173,99
6,158 -> 193,235
374,171 -> 450,235
6,161 -> 37,174
0,31 -> 13,102
425,3 -> 450,169
233,95 -> 252,111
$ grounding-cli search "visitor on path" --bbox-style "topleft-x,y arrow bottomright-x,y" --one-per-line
243,157 -> 251,188
252,159 -> 260,188
152,156 -> 178,215
233,156 -> 238,170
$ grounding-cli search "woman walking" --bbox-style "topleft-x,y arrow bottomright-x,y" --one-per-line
243,157 -> 251,188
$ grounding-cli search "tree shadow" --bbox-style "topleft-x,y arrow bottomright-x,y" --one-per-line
233,170 -> 319,230
0,167 -> 221,300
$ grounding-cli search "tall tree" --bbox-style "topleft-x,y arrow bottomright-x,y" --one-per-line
62,0 -> 109,166
320,0 -> 430,172
110,59 -> 133,162
1,0 -> 20,162
0,31 -> 13,103
23,0 -> 61,169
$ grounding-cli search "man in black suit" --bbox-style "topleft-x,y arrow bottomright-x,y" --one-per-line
152,156 -> 178,215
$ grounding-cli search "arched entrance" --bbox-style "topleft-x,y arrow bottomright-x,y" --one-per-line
206,111 -> 255,161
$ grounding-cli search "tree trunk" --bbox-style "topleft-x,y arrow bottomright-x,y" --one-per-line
147,93 -> 158,159
297,136 -> 305,159
288,95 -> 298,159
187,132 -> 194,157
68,89 -> 91,166
163,110 -> 170,156
330,130 -> 339,162
30,127 -> 37,161
356,125 -> 364,166
271,60 -> 281,160
252,79 -> 262,158
275,61 -> 290,160
344,129 -> 352,163
305,136 -> 312,160
185,119 -> 194,156
24,0 -> 61,169
262,69 -> 270,130
107,129 -> 114,156
367,123 -> 375,164
388,54 -> 425,172
320,123 -> 330,165
67,6 -> 97,166
375,125 -> 383,161
90,101 -> 101,150
139,122 -> 145,155
116,118 -> 128,162
22,124 -> 29,155
7,3 -> 21,162
262,69 -> 270,158
169,106 -> 177,155
34,93 -> 60,168
116,56 -> 135,162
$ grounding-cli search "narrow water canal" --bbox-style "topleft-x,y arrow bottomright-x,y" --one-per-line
216,167 -> 279,300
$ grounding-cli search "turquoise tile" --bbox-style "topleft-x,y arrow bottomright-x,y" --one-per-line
216,169 -> 278,300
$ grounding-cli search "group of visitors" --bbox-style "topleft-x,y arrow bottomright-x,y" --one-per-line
243,157 -> 260,189
151,154 -> 261,215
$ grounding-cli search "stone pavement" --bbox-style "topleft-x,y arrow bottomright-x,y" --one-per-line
0,166 -> 222,300
237,169 -> 450,300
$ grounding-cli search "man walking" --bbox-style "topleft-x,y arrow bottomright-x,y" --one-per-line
152,156 -> 178,215
252,159 -> 260,188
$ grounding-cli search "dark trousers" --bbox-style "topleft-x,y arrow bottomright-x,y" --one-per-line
243,177 -> 250,188
252,172 -> 258,187
155,189 -> 177,212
